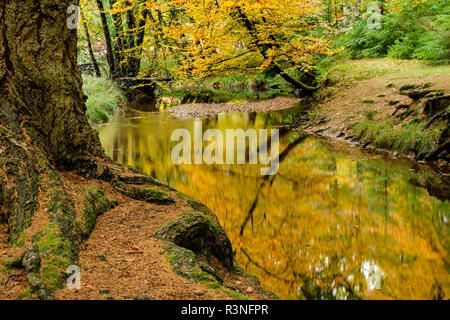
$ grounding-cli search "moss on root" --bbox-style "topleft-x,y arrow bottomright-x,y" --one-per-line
153,195 -> 270,300
165,243 -> 217,284
161,242 -> 254,300
31,223 -> 73,293
4,171 -> 116,299
33,184 -> 116,293
154,211 -> 233,269
113,180 -> 175,205
187,198 -> 213,216
221,288 -> 253,300
82,186 -> 117,237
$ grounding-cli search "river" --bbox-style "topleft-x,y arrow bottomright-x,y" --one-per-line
97,104 -> 449,300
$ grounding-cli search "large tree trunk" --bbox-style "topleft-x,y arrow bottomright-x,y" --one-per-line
0,0 -> 109,299
0,0 -> 104,167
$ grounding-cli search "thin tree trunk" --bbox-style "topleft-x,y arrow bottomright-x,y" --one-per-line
135,8 -> 149,73
96,0 -> 116,77
125,1 -> 139,77
230,7 -> 317,95
109,0 -> 127,77
81,12 -> 102,77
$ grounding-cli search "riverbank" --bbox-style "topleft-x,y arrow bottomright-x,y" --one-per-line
168,59 -> 449,172
166,58 -> 449,174
290,58 -> 450,173
96,105 -> 450,299
169,97 -> 300,119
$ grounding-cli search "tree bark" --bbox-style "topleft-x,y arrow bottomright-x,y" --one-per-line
125,1 -> 139,77
81,12 -> 102,77
0,0 -> 105,167
134,8 -> 148,74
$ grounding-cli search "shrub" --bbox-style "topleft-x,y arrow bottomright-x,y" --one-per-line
338,0 -> 450,65
83,75 -> 125,125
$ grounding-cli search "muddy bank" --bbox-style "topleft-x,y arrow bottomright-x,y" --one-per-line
169,97 -> 300,119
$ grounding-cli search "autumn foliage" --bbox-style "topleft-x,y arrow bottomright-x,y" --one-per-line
80,0 -> 335,87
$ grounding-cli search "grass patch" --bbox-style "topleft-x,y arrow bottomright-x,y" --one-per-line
83,75 -> 125,125
317,58 -> 450,87
353,114 -> 443,156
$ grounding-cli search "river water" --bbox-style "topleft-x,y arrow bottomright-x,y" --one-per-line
98,104 -> 449,300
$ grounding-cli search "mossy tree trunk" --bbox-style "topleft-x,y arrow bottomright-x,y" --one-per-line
0,0 -> 110,299
0,0 -> 105,167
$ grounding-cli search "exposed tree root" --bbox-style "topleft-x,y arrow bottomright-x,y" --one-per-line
0,143 -> 272,299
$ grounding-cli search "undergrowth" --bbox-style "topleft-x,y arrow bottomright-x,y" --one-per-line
83,75 -> 125,124
336,0 -> 450,65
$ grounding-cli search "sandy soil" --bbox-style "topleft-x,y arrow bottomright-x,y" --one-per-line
169,97 -> 300,119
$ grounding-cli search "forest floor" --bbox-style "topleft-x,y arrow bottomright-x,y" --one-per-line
0,170 -> 273,300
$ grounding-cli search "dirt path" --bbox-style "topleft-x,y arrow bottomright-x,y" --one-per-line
170,97 -> 300,119
55,181 -> 227,300
0,172 -> 273,300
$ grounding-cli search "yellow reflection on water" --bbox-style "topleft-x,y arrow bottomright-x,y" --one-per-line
98,108 -> 450,300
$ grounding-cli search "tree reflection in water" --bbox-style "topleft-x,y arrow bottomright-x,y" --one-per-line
99,106 -> 450,300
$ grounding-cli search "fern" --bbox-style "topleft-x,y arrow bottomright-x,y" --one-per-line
338,0 -> 450,65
